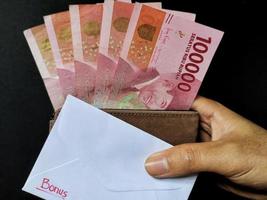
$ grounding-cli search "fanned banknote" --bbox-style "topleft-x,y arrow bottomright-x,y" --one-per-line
70,1 -> 131,105
108,3 -> 223,109
70,4 -> 103,103
93,0 -> 163,108
44,11 -> 75,97
24,1 -> 224,111
24,25 -> 64,111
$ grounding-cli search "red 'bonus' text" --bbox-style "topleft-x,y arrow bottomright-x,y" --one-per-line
36,178 -> 68,199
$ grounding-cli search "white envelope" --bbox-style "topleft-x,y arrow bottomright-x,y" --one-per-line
23,96 -> 197,200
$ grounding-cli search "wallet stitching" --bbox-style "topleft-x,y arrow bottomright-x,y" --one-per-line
106,112 -> 198,118
52,111 -> 198,119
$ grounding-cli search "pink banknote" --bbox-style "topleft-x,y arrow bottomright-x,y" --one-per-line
44,11 -> 75,97
108,4 -> 224,110
70,4 -> 103,103
94,0 -> 163,108
94,0 -> 133,107
24,25 -> 64,111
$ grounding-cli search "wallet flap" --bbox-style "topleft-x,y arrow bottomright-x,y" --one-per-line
103,109 -> 199,145
50,109 -> 199,145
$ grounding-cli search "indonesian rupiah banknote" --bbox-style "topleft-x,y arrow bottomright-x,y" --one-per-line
44,11 -> 75,98
94,0 -> 132,107
70,4 -> 103,103
24,25 -> 64,111
108,3 -> 224,109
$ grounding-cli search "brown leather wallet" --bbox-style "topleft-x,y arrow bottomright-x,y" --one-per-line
50,109 -> 199,146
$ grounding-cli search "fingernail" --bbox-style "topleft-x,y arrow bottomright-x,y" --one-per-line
145,152 -> 169,177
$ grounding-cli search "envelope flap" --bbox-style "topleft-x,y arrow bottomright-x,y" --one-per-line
23,113 -> 84,199
28,113 -> 79,176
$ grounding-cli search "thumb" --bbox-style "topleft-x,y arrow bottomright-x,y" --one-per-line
145,141 -> 227,178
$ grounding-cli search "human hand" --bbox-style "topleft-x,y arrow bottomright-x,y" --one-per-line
145,96 -> 267,199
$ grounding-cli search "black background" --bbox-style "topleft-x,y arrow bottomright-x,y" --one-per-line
0,0 -> 266,199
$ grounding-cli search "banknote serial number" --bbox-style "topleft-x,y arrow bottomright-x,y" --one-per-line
177,34 -> 211,92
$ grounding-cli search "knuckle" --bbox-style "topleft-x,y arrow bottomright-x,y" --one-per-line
168,145 -> 200,174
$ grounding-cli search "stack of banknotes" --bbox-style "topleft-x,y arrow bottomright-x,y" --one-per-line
24,0 -> 223,111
